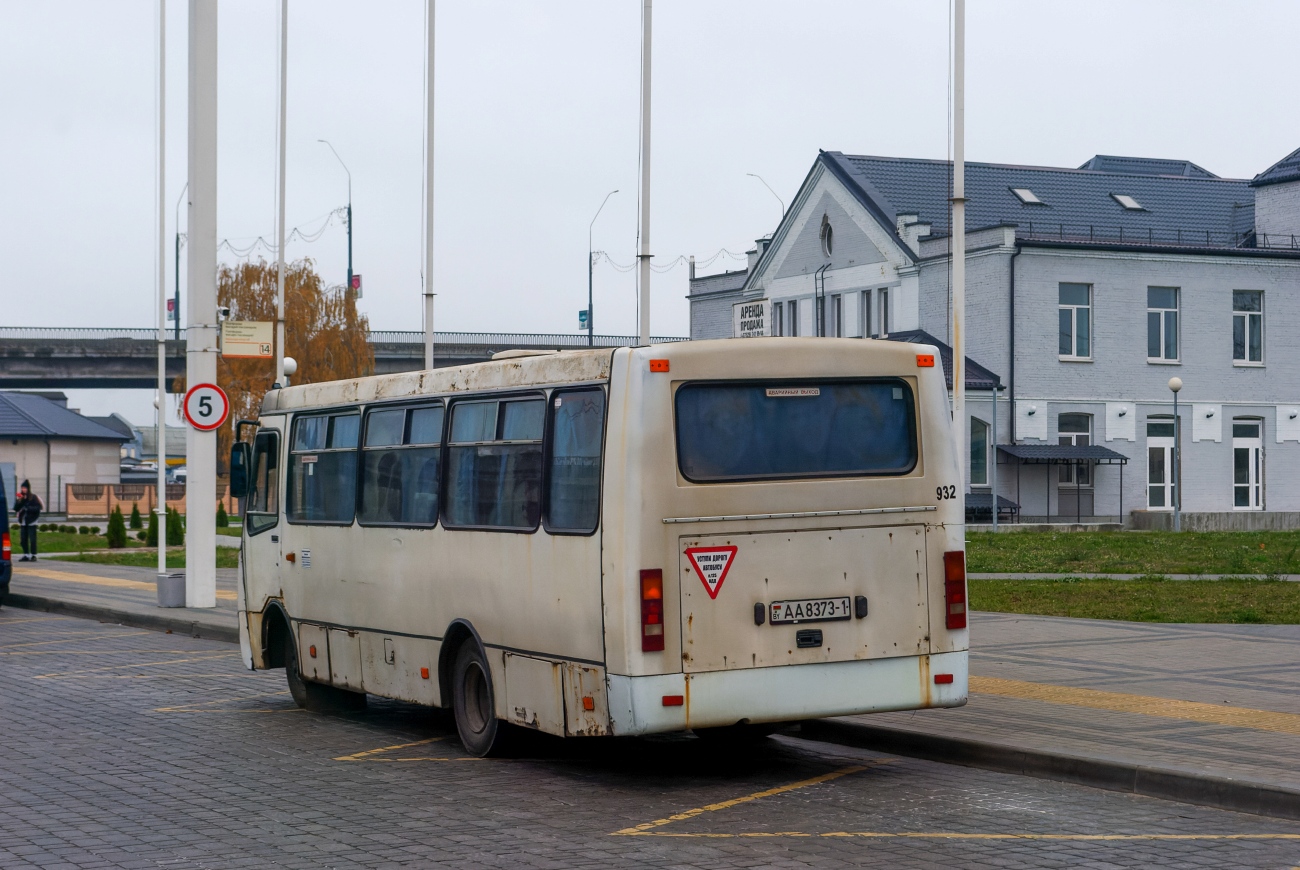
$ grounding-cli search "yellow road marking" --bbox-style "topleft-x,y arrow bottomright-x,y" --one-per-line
0,614 -> 70,624
37,652 -> 235,678
16,566 -> 236,601
0,630 -> 150,649
334,736 -> 449,762
614,763 -> 877,835
972,676 -> 1300,737
619,832 -> 1300,840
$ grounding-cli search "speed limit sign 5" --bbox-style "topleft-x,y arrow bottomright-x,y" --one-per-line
183,383 -> 231,431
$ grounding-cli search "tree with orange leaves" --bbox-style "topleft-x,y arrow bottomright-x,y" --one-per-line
175,258 -> 374,481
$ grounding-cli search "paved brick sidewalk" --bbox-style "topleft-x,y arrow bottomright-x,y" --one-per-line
837,612 -> 1300,795
6,561 -> 1299,814
3,610 -> 1300,869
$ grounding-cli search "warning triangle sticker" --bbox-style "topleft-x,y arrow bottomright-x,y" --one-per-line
684,546 -> 738,600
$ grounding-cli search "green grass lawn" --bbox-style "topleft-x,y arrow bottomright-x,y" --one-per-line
971,577 -> 1300,624
966,530 -> 1300,576
10,527 -> 147,554
52,547 -> 240,570
216,526 -> 242,537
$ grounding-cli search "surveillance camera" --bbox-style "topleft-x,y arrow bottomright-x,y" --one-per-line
217,306 -> 231,319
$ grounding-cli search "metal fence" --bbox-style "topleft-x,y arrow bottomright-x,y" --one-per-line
0,327 -> 688,345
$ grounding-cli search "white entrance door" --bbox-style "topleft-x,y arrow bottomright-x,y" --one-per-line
1232,420 -> 1263,510
1146,419 -> 1176,510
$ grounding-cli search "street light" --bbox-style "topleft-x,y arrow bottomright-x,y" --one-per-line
587,189 -> 618,347
318,139 -> 353,296
746,173 -> 785,226
1168,376 -> 1183,532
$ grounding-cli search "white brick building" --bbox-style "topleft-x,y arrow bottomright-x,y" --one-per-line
688,147 -> 1300,527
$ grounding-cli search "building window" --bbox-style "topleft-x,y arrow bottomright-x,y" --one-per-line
1146,417 -> 1176,509
772,302 -> 784,337
1233,290 -> 1263,364
1232,419 -> 1263,510
1112,193 -> 1145,211
1147,287 -> 1179,361
787,300 -> 798,337
861,290 -> 873,337
1011,187 -> 1044,205
879,289 -> 890,337
1058,283 -> 1091,359
970,417 -> 989,486
830,294 -> 843,337
820,214 -> 834,256
1057,413 -> 1091,485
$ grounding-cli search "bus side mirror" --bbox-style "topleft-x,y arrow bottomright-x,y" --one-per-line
229,442 -> 252,500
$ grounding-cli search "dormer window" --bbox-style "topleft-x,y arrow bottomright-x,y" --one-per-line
1111,193 -> 1145,211
1011,187 -> 1044,205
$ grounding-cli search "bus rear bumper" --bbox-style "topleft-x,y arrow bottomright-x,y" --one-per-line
606,650 -> 968,737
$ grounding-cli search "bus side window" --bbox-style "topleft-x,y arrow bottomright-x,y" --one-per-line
444,396 -> 544,531
359,404 -> 444,527
247,431 -> 280,535
288,411 -> 360,524
545,388 -> 605,534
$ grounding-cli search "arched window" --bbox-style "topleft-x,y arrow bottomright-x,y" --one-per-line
819,214 -> 834,257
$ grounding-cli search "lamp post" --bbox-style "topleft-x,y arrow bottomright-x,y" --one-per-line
174,183 -> 187,342
587,189 -> 618,347
1169,376 -> 1183,532
318,139 -> 353,295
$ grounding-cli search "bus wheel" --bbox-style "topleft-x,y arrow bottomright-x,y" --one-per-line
452,643 -> 502,757
283,632 -> 366,712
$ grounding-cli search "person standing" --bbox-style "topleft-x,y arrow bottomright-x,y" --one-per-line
14,480 -> 43,562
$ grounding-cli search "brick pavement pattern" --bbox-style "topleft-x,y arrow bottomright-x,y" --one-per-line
2,608 -> 1300,868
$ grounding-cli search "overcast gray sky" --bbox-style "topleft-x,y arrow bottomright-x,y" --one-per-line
4,0 -> 1298,425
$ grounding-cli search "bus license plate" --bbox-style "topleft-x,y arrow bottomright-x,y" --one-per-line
769,596 -> 852,625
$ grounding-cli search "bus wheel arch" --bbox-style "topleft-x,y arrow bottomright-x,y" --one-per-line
438,619 -> 484,708
261,602 -> 292,670
439,620 -> 505,757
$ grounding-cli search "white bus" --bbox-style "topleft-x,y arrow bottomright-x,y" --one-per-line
230,338 -> 969,755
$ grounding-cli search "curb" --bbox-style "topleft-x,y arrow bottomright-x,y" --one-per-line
798,719 -> 1300,822
4,592 -> 239,644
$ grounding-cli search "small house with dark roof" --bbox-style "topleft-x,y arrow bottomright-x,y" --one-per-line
0,391 -> 127,515
688,146 -> 1300,526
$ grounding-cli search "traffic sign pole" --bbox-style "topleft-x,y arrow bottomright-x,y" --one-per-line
186,0 -> 219,610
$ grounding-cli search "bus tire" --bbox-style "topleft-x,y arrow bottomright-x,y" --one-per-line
451,642 -> 503,757
283,631 -> 367,713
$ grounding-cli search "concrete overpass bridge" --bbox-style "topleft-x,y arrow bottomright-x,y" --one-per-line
0,327 -> 685,390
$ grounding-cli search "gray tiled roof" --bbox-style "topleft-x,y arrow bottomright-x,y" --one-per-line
1250,146 -> 1300,188
883,329 -> 1000,391
0,392 -> 128,441
1077,155 -> 1217,178
822,151 -> 1256,241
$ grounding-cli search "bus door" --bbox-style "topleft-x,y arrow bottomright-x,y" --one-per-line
677,523 -> 930,673
242,427 -> 283,613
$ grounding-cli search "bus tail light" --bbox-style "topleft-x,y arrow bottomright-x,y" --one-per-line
640,569 -> 665,652
944,551 -> 967,630
1,530 -> 9,561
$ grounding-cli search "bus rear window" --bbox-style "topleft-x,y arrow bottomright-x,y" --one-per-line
674,380 -> 917,482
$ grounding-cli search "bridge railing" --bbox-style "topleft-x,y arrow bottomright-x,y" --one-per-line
1,327 -> 687,346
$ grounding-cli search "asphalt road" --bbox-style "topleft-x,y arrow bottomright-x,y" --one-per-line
2,607 -> 1299,869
